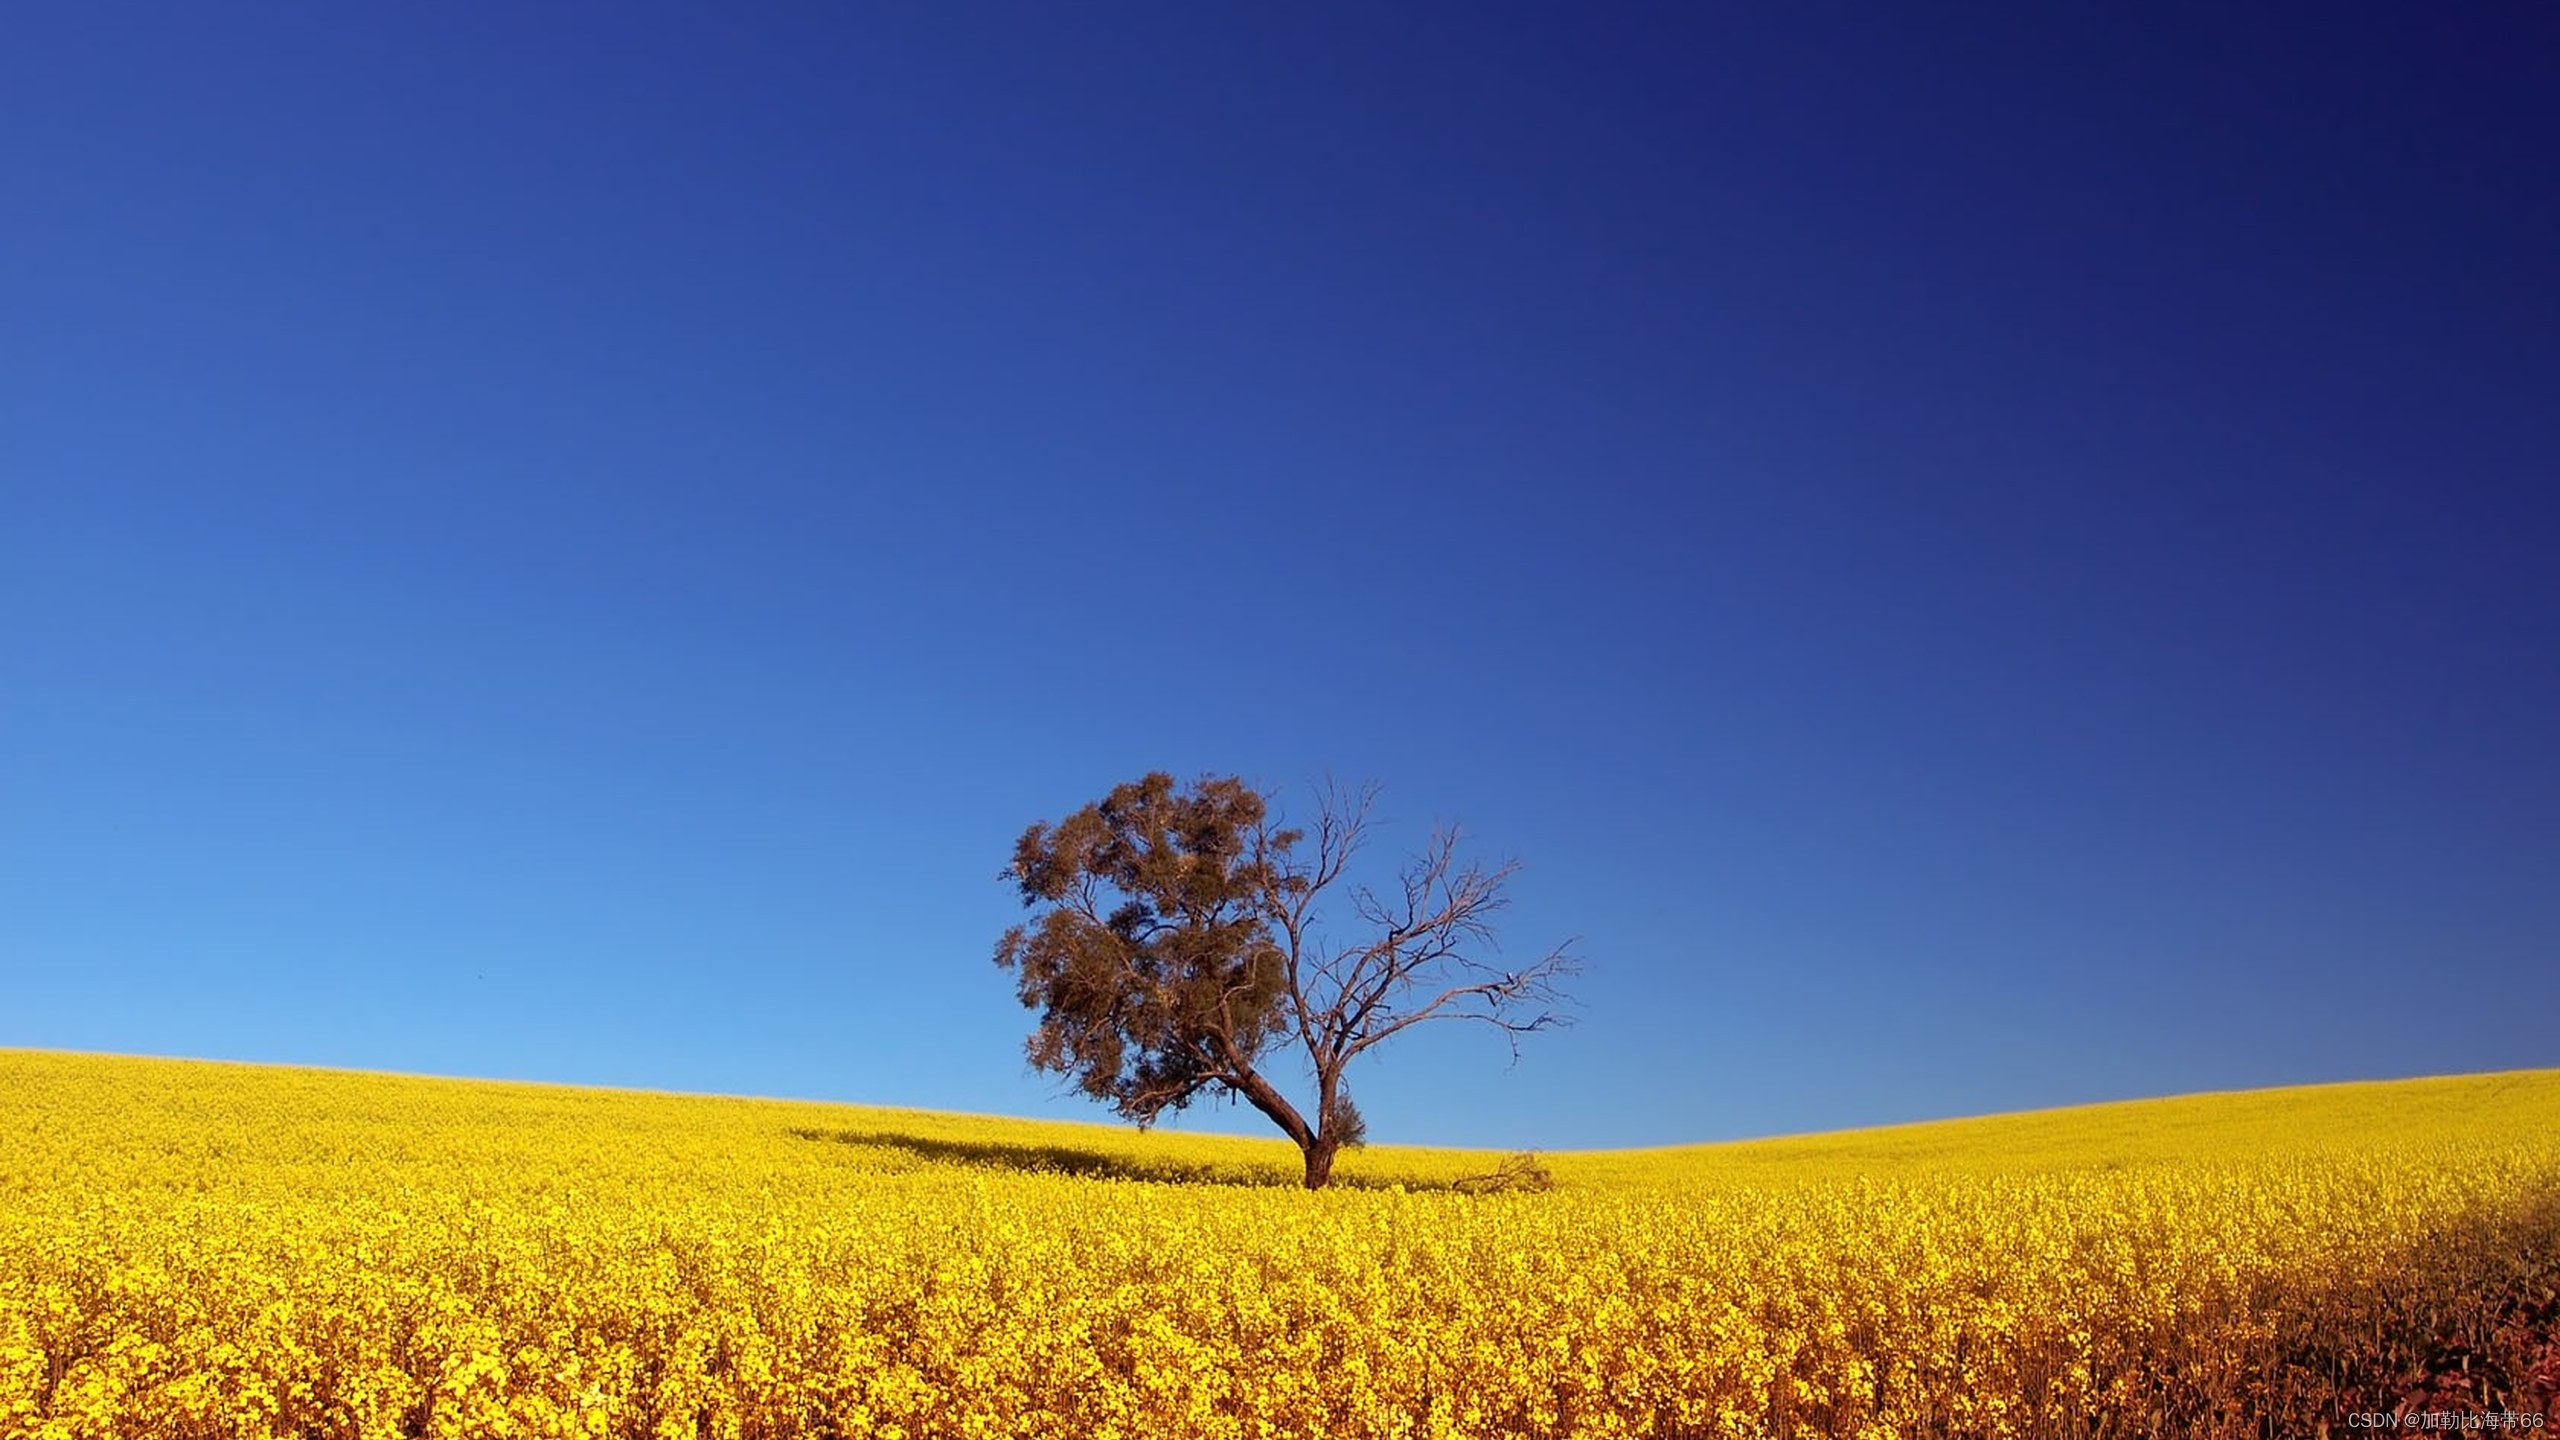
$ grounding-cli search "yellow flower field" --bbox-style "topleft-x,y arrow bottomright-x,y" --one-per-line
4,1050 -> 2555,1439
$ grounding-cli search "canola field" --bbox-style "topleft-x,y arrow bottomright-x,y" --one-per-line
4,1051 -> 2557,1440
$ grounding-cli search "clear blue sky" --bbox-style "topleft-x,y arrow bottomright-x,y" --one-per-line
5,3 -> 2553,1150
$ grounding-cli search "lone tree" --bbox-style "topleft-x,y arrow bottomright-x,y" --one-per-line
995,772 -> 1578,1190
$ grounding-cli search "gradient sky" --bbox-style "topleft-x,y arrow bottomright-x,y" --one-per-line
5,3 -> 2554,1150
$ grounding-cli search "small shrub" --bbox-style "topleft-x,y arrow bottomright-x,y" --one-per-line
1455,1151 -> 1554,1194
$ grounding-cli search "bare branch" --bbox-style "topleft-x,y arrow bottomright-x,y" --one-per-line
1258,778 -> 1374,1072
1276,793 -> 1580,1077
1341,937 -> 1581,1064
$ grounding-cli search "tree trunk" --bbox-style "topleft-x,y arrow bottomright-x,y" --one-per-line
1221,1056 -> 1314,1154
1300,1134 -> 1341,1190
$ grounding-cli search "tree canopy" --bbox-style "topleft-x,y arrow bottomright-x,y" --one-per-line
996,772 -> 1577,1189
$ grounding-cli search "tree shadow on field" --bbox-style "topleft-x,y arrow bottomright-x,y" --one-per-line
782,1126 -> 1433,1191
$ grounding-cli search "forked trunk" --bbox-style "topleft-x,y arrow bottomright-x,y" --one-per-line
1300,1135 -> 1341,1190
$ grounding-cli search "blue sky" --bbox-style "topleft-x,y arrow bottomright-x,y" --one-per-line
4,3 -> 2553,1149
